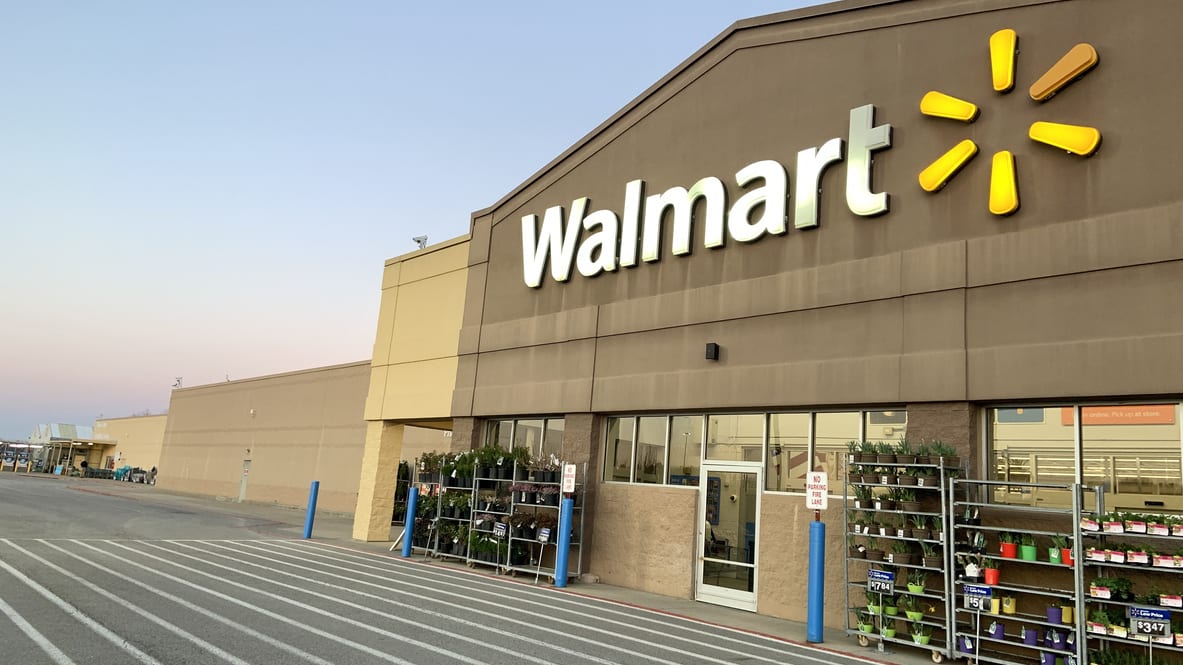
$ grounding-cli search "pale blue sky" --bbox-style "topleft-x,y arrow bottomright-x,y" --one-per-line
0,2 -> 813,439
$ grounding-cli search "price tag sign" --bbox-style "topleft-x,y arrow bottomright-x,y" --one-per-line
538,527 -> 551,544
806,472 -> 828,510
963,583 -> 993,611
1129,607 -> 1171,636
867,569 -> 895,594
493,522 -> 507,539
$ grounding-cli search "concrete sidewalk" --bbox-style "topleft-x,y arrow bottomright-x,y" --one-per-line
57,475 -> 938,665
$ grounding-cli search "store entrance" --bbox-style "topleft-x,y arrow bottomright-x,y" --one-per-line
696,463 -> 760,611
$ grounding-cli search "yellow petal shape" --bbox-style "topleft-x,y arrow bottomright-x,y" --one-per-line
920,91 -> 980,123
990,29 -> 1018,93
1029,43 -> 1099,102
989,151 -> 1019,216
1028,121 -> 1101,156
919,139 -> 979,192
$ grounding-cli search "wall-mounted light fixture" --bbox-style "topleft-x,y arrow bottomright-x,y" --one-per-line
705,343 -> 720,361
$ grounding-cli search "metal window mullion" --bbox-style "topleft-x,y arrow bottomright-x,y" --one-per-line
629,416 -> 638,484
1073,404 -> 1083,487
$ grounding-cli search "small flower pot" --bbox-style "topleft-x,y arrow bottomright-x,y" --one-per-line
1061,548 -> 1074,566
1046,606 -> 1063,624
1019,544 -> 1039,561
1059,606 -> 1073,624
959,636 -> 975,654
1023,630 -> 1040,646
907,583 -> 925,594
1048,547 -> 1062,564
1002,596 -> 1017,615
1000,542 -> 1018,558
983,567 -> 1001,585
906,610 -> 924,621
881,628 -> 896,639
912,634 -> 931,645
988,622 -> 1005,639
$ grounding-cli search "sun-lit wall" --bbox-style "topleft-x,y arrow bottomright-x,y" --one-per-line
157,362 -> 370,512
93,414 -> 168,471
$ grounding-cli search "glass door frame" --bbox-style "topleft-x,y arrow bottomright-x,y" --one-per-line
695,461 -> 761,611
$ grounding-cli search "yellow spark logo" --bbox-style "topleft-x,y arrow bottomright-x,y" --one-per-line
918,29 -> 1102,216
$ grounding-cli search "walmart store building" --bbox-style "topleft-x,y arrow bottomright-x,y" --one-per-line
353,0 -> 1183,625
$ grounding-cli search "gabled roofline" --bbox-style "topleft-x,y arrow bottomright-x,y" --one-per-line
468,0 -> 908,226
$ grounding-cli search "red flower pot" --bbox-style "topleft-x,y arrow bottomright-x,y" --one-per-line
1000,542 -> 1018,558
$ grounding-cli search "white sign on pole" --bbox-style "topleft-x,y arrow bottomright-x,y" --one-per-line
562,463 -> 577,493
806,472 -> 828,509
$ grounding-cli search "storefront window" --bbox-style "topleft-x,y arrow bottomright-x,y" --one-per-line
541,418 -> 565,461
989,404 -> 1183,508
705,414 -> 763,462
513,419 -> 544,456
1080,404 -> 1180,497
766,413 -> 809,492
668,415 -> 702,486
487,419 -> 514,449
815,411 -> 861,492
604,417 -> 635,482
634,416 -> 667,484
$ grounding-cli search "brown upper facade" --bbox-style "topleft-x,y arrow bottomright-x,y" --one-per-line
454,0 -> 1183,418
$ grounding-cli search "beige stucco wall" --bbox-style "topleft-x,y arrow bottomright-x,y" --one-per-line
158,362 -> 370,513
93,415 -> 167,470
366,236 -> 469,423
587,483 -> 698,598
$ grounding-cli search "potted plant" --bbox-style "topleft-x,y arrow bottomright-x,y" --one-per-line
911,623 -> 931,645
921,541 -> 943,568
906,569 -> 927,594
898,594 -> 923,621
865,590 -> 883,615
510,446 -> 532,479
510,482 -> 538,504
865,537 -> 885,561
848,535 -> 867,558
889,540 -> 915,565
1048,534 -> 1067,564
538,485 -> 561,506
960,554 -> 983,581
875,441 -> 896,464
857,609 -> 875,633
987,620 -> 1005,640
894,439 -> 917,465
999,531 -> 1018,558
853,485 -> 873,509
1020,625 -> 1039,646
895,488 -> 922,513
909,514 -> 930,540
1001,594 -> 1017,615
1046,601 -> 1063,625
982,557 -> 1000,585
417,451 -> 443,483
1018,533 -> 1038,561
929,440 -> 959,468
882,593 -> 900,616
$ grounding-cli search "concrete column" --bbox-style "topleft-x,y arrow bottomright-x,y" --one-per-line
562,413 -> 598,578
450,417 -> 480,452
352,421 -> 405,541
905,402 -> 981,476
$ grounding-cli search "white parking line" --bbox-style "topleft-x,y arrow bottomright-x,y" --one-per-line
0,593 -> 76,665
219,539 -> 774,665
182,539 -> 629,665
3,540 -> 252,665
0,551 -> 162,665
35,540 -> 336,665
288,540 -> 869,665
70,540 -> 417,665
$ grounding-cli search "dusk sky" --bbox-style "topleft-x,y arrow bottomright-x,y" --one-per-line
0,2 -> 814,440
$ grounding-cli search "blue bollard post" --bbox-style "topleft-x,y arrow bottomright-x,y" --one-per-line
303,481 -> 320,539
807,514 -> 826,643
554,497 -> 574,587
401,487 -> 419,558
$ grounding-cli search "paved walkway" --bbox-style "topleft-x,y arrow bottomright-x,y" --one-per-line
29,474 -> 939,665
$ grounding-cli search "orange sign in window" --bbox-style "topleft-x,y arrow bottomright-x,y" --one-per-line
1060,406 -> 1177,426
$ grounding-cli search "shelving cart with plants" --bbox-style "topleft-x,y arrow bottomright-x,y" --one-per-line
505,458 -> 586,582
1079,486 -> 1183,665
950,479 -> 1084,665
408,454 -> 443,555
844,440 -> 958,663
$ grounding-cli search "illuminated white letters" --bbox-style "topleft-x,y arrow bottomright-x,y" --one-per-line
520,105 -> 894,288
